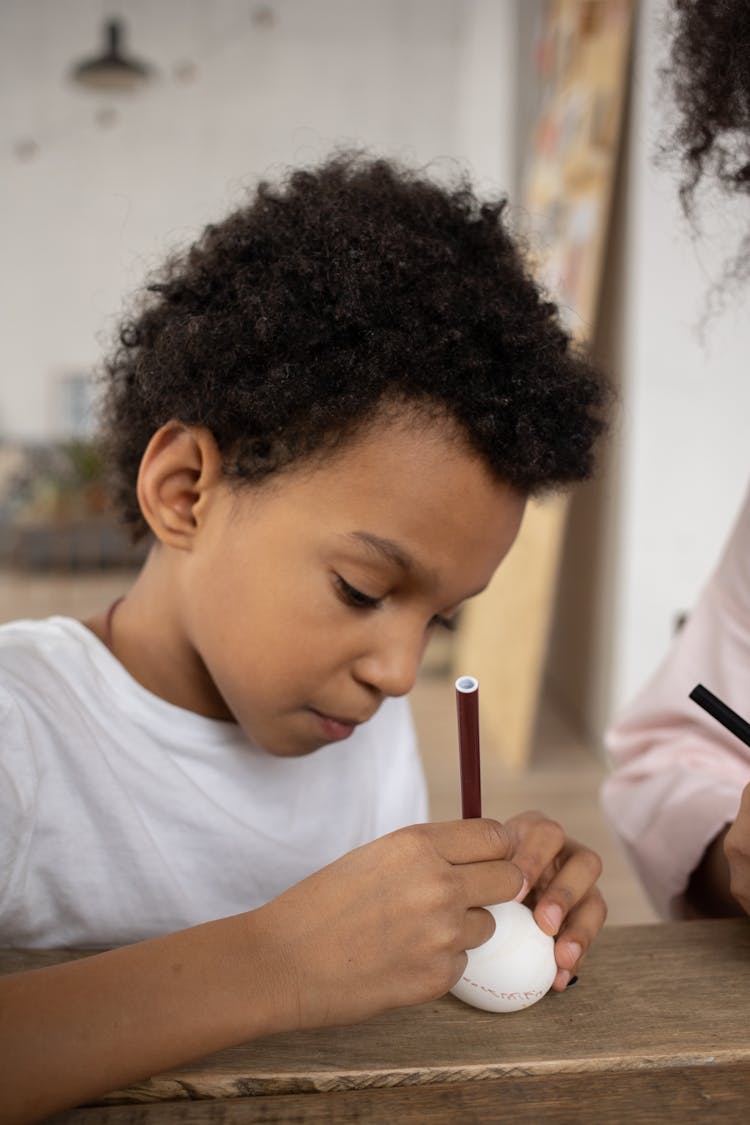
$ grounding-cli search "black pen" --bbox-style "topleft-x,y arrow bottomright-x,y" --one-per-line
689,683 -> 750,749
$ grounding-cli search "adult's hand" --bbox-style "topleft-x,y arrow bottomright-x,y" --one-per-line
724,780 -> 750,914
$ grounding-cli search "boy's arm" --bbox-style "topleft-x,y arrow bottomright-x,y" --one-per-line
1,911 -> 285,1125
2,819 -> 526,1125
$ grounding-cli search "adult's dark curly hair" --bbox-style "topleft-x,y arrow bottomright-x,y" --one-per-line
99,153 -> 610,539
662,0 -> 750,304
664,0 -> 750,213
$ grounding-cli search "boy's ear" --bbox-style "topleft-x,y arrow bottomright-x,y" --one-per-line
136,422 -> 224,549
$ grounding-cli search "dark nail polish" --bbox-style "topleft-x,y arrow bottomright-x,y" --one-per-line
566,974 -> 578,988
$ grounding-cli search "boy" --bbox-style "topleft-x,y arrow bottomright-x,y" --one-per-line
1,153 -> 609,1123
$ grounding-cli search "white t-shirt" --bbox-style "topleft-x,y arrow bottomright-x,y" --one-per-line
0,616 -> 428,948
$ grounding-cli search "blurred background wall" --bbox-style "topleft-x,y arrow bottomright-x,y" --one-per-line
1,0 -> 518,439
546,0 -> 750,742
3,0 -> 750,754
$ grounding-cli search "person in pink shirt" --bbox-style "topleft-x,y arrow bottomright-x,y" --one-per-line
602,0 -> 750,920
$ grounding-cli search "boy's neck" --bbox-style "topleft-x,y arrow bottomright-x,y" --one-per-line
82,546 -> 234,723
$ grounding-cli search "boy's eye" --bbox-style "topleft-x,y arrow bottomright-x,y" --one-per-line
335,575 -> 458,632
336,575 -> 383,610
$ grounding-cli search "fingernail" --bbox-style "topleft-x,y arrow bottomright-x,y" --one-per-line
566,974 -> 579,988
541,904 -> 563,935
565,940 -> 583,967
514,877 -> 529,902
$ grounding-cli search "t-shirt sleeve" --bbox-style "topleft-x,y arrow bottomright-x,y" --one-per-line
0,688 -> 38,925
601,486 -> 750,919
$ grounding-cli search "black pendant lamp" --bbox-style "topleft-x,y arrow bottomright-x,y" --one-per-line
71,18 -> 154,92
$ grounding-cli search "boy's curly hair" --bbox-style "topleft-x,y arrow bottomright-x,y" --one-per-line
100,153 -> 611,539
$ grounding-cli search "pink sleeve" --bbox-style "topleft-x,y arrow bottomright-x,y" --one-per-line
601,486 -> 750,919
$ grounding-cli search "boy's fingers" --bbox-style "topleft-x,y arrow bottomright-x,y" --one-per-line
456,859 -> 526,906
532,843 -> 603,936
419,818 -> 514,865
462,905 -> 497,952
506,814 -> 566,890
549,889 -> 608,990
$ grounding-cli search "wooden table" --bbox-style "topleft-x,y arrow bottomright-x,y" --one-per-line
4,919 -> 750,1123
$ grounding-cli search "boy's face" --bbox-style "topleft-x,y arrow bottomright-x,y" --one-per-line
177,416 -> 526,756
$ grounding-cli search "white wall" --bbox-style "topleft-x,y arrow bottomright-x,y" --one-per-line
1,0 -> 518,439
550,0 -> 750,740
612,0 -> 750,709
13,0 -> 739,745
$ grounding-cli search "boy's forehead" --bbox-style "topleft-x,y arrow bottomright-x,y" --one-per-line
329,408 -> 473,474
227,416 -> 523,555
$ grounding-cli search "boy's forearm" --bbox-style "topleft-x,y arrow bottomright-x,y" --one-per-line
1,911 -> 291,1125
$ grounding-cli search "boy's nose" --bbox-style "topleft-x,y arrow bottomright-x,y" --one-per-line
353,628 -> 425,699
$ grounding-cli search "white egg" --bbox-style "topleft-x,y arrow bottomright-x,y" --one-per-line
450,900 -> 557,1013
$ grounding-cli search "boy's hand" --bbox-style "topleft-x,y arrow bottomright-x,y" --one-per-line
724,781 -> 750,915
503,810 -> 607,990
251,819 -> 523,1032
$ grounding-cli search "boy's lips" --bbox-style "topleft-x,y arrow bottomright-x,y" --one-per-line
309,707 -> 371,741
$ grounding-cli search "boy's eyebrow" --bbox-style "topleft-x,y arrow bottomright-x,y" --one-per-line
347,531 -> 419,575
346,530 -> 489,600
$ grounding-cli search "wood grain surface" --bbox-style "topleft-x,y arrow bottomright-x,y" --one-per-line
44,1063 -> 750,1125
4,919 -> 749,1121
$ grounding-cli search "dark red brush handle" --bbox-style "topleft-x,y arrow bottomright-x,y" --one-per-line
456,675 -> 481,819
